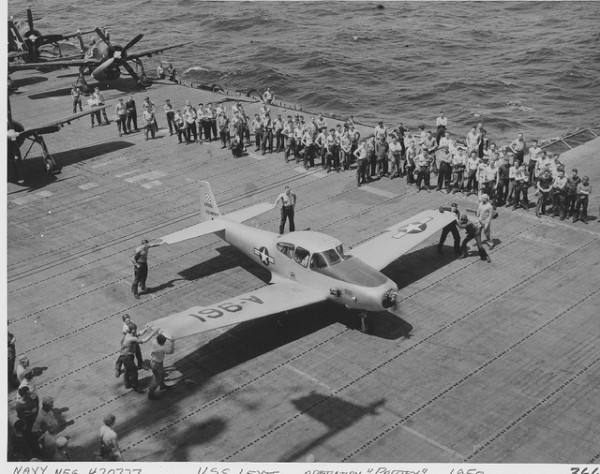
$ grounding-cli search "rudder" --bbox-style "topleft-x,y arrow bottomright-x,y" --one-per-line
199,181 -> 221,221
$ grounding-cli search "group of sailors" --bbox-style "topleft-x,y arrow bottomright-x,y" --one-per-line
74,84 -> 595,223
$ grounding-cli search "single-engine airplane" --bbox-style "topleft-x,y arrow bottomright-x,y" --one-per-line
7,99 -> 111,183
9,27 -> 191,89
147,182 -> 455,340
8,8 -> 94,61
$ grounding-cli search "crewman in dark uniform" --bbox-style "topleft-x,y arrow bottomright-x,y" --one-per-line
457,214 -> 491,263
131,239 -> 163,299
437,203 -> 461,254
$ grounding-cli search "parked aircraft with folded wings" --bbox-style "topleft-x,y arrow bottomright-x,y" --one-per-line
148,182 -> 456,339
10,27 -> 191,88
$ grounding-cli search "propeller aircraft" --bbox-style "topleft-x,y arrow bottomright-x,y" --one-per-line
9,27 -> 191,89
8,8 -> 94,61
147,181 -> 456,342
7,99 -> 110,183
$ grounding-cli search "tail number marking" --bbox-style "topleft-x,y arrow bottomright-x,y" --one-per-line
188,295 -> 263,322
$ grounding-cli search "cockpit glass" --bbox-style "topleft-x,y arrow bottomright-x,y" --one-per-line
310,253 -> 327,269
322,248 -> 341,265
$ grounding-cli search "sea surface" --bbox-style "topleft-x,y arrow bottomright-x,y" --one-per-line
8,0 -> 600,144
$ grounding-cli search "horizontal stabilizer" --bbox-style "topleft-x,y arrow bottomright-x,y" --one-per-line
224,202 -> 274,223
160,220 -> 226,245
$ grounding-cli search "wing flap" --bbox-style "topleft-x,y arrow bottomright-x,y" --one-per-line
147,282 -> 326,340
349,209 -> 456,271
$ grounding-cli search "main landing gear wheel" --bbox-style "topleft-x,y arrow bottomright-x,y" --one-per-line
358,312 -> 370,334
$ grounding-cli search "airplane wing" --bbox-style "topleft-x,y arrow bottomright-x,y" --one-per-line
147,281 -> 327,340
348,209 -> 456,271
8,58 -> 97,71
18,105 -> 111,139
126,41 -> 193,61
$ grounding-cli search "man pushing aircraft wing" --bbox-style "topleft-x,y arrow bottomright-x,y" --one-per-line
148,181 -> 456,338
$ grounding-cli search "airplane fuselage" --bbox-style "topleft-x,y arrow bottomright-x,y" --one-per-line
217,219 -> 399,314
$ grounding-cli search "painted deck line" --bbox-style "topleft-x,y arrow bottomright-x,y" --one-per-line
248,152 -> 268,160
141,180 -> 164,189
359,185 -> 399,199
78,182 -> 99,190
11,190 -> 54,205
401,425 -> 466,461
124,170 -> 168,183
292,166 -> 327,179
287,365 -> 334,393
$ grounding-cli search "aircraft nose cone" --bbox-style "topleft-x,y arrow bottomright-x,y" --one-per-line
114,51 -> 122,59
382,289 -> 398,309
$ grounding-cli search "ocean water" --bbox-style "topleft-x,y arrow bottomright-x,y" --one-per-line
9,0 -> 600,143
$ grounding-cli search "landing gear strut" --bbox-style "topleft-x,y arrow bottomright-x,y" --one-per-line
358,311 -> 370,334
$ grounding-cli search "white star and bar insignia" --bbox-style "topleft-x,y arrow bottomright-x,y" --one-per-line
392,217 -> 433,239
254,247 -> 274,266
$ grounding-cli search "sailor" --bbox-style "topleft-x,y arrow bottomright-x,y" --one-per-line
457,214 -> 491,263
437,203 -> 461,254
92,87 -> 109,125
99,414 -> 124,461
131,239 -> 162,299
262,87 -> 274,105
125,95 -> 138,132
114,98 -> 127,137
275,185 -> 297,235
353,139 -> 368,187
156,63 -> 165,79
163,99 -> 175,136
71,86 -> 83,113
119,323 -> 155,393
147,333 -> 175,400
435,111 -> 448,144
166,63 -> 177,82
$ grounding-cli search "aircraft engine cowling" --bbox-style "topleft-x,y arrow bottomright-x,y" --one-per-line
382,290 -> 398,309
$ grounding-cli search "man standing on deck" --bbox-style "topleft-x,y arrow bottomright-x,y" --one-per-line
147,333 -> 175,400
164,99 -> 176,136
132,239 -> 163,299
510,132 -> 526,164
275,185 -> 297,235
99,414 -> 124,461
125,95 -> 138,132
435,111 -> 448,144
114,98 -> 128,137
262,87 -> 274,105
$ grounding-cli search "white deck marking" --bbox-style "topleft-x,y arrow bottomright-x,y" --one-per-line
401,425 -> 465,460
287,365 -> 334,392
292,166 -> 327,178
359,185 -> 398,199
78,182 -> 99,190
248,152 -> 268,160
124,170 -> 168,183
141,180 -> 163,189
11,191 -> 53,205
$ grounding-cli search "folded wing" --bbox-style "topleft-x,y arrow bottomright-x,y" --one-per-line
349,209 -> 456,271
147,281 -> 327,340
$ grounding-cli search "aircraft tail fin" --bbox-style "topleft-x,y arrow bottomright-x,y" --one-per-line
199,181 -> 221,221
8,20 -> 27,53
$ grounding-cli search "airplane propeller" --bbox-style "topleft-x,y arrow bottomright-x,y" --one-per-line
92,28 -> 144,82
22,8 -> 71,55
